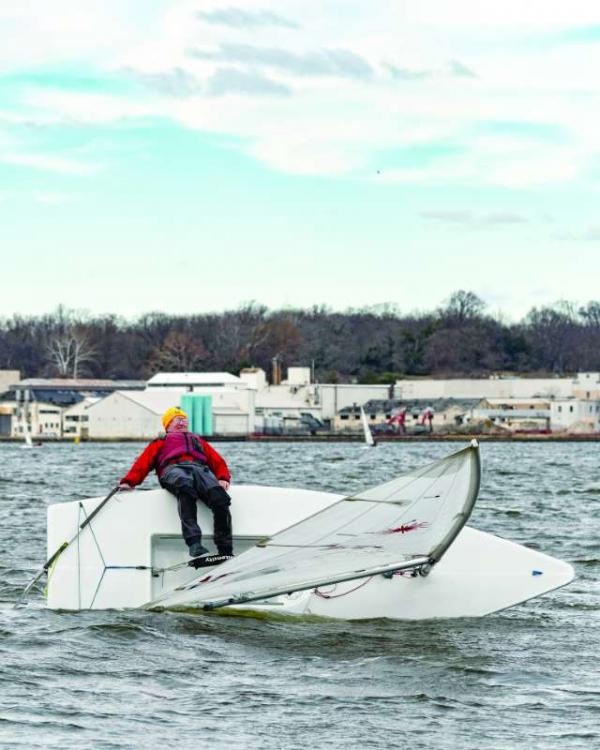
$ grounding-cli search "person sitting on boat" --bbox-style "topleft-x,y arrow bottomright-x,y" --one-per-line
118,407 -> 233,559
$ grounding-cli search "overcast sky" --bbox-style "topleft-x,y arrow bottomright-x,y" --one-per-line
1,1 -> 600,320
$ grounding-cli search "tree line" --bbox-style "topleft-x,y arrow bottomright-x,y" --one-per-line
1,292 -> 600,383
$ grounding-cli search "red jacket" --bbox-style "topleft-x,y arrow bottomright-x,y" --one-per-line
120,434 -> 231,487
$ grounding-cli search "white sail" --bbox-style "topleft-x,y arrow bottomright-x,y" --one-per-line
21,416 -> 33,448
147,441 -> 481,612
360,406 -> 375,447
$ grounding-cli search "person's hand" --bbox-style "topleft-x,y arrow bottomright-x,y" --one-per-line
219,480 -> 230,491
118,483 -> 133,491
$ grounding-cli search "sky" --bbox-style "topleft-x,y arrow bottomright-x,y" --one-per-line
1,0 -> 600,321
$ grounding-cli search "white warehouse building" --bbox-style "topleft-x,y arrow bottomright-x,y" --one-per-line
88,387 -> 255,439
550,398 -> 600,433
394,376 -> 575,401
88,391 -> 181,439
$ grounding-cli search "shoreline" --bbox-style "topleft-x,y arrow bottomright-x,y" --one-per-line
2,433 -> 600,444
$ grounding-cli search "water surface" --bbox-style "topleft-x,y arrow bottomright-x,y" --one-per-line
1,441 -> 598,749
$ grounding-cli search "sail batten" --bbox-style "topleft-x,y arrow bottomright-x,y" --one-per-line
146,442 -> 481,612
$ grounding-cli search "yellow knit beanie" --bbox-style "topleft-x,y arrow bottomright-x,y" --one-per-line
162,407 -> 187,431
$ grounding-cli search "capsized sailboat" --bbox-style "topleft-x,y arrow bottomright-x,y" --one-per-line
360,406 -> 376,447
44,441 -> 574,619
150,438 -> 479,612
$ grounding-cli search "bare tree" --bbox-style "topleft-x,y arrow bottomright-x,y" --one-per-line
440,290 -> 486,325
147,331 -> 207,372
45,329 -> 98,378
6,291 -> 600,382
523,302 -> 579,373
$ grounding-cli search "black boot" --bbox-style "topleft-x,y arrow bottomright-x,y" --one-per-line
189,540 -> 210,558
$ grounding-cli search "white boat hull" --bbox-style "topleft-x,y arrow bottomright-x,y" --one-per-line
46,485 -> 574,619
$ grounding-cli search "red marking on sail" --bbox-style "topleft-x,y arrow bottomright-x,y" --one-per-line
384,520 -> 428,534
192,571 -> 231,589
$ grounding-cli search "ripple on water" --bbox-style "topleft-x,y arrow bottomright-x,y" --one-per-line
0,440 -> 597,750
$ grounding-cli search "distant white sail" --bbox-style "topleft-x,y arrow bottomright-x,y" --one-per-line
22,417 -> 33,448
360,406 -> 375,447
148,441 -> 481,612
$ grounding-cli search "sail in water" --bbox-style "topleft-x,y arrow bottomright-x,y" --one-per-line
360,406 -> 375,447
147,441 -> 481,612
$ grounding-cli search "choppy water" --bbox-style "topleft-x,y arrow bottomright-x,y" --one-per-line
0,441 -> 598,749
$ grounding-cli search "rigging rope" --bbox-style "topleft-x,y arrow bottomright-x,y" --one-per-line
314,576 -> 374,599
71,503 -> 227,608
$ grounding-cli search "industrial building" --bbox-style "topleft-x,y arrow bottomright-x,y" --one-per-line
334,399 -> 478,434
3,369 -> 600,438
87,372 -> 256,438
394,375 -> 578,401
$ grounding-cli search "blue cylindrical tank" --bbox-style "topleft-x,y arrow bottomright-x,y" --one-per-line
202,395 -> 213,435
179,394 -> 195,431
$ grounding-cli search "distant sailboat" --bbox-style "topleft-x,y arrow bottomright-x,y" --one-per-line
20,413 -> 38,449
360,406 -> 376,448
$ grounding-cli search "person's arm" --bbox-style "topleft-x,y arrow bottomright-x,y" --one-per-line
119,439 -> 163,488
201,439 -> 231,488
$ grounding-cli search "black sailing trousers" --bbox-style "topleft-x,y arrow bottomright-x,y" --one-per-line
160,462 -> 233,555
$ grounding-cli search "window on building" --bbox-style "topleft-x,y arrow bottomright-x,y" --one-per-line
340,415 -> 349,420
569,406 -> 574,413
558,406 -> 562,412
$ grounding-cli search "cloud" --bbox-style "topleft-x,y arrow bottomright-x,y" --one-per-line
582,226 -> 600,241
35,191 -> 71,204
488,152 -> 580,187
481,212 -> 528,224
448,59 -> 477,78
21,89 -> 157,124
555,225 -> 600,242
207,67 -> 291,96
385,59 -> 476,83
544,24 -> 600,46
5,2 -> 600,190
421,210 -> 528,225
1,152 -> 101,175
125,67 -> 202,97
386,64 -> 432,82
0,110 -> 62,128
420,210 -> 473,223
191,43 -> 373,79
197,7 -> 299,30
